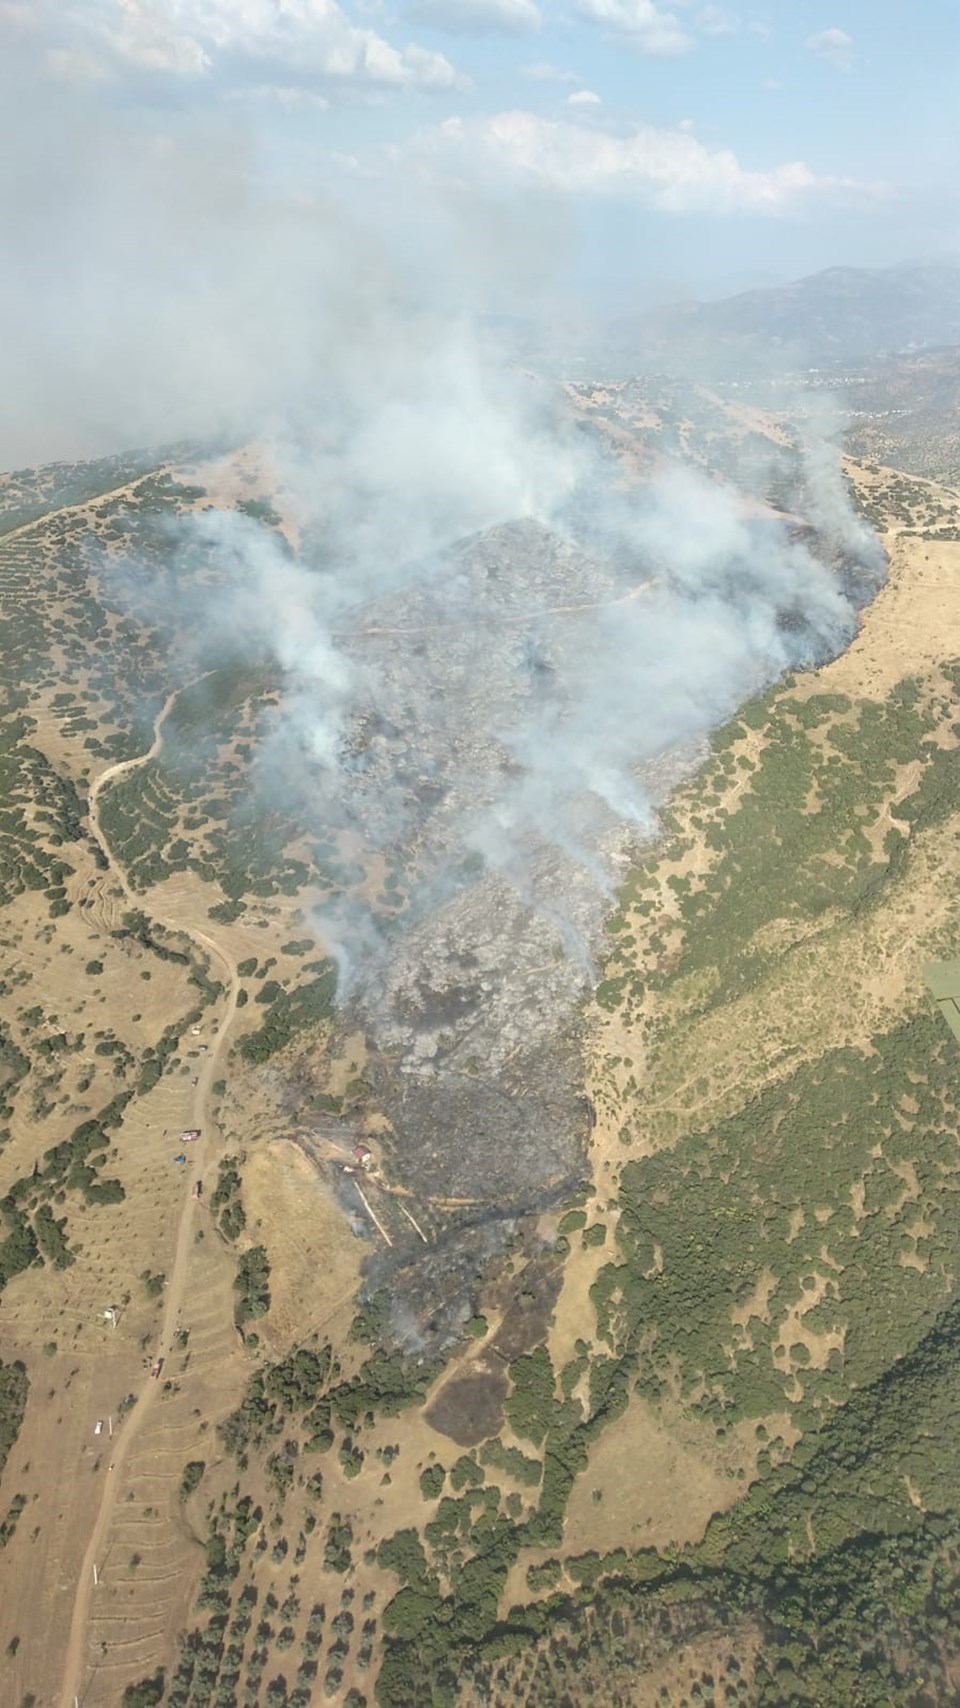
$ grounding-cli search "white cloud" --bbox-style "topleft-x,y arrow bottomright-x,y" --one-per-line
522,60 -> 579,82
697,5 -> 738,34
409,0 -> 541,34
57,0 -> 460,91
228,81 -> 331,108
567,88 -> 601,105
407,109 -> 882,214
806,26 -> 854,70
44,44 -> 112,81
87,2 -> 209,75
0,3 -> 37,27
572,0 -> 693,57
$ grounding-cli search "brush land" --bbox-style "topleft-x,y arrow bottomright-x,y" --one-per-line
0,390 -> 959,1708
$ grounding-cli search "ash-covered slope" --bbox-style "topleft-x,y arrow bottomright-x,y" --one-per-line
332,518 -> 622,860
326,522 -> 651,1287
292,506 -> 883,1336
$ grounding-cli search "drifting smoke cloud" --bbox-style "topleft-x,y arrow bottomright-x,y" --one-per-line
797,392 -> 887,571
0,14 -> 883,1045
0,7 -> 890,1330
151,337 -> 880,1004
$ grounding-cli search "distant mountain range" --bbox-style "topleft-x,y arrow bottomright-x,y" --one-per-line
638,260 -> 960,368
512,259 -> 960,380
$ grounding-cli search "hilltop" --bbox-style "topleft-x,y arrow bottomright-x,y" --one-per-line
529,258 -> 960,379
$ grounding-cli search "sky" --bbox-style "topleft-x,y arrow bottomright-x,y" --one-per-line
3,1 -> 958,303
0,0 -> 957,460
0,0 -> 899,1000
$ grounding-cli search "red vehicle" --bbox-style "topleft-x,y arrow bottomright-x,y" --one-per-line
150,1358 -> 164,1379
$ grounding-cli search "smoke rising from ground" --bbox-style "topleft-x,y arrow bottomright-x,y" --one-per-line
16,47 -> 882,1031
155,363 -> 884,1328
150,327 -> 881,1008
0,4 -> 892,1334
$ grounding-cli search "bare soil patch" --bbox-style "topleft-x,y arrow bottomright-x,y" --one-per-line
485,1258 -> 562,1363
425,1363 -> 510,1447
243,1139 -> 363,1353
560,1394 -> 760,1555
815,534 -> 960,700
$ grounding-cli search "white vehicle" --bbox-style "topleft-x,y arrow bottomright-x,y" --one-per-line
94,1420 -> 104,1436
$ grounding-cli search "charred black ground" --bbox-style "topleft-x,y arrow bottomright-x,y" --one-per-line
285,509 -> 885,1347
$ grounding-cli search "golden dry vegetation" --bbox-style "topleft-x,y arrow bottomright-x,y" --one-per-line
1,438 -> 959,1708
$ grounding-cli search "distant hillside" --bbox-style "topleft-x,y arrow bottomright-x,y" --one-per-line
599,259 -> 960,377
843,344 -> 960,483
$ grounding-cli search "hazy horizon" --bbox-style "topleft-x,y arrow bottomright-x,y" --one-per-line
1,1 -> 958,463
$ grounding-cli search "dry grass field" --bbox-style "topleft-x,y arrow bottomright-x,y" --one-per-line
1,429 -> 959,1708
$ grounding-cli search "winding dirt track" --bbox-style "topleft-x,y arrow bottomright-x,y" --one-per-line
338,575 -> 656,642
0,468 -> 172,547
58,687 -> 240,1708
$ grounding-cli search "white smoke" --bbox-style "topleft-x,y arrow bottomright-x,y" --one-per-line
148,342 -> 879,998
797,393 -> 887,571
0,17 -> 884,1000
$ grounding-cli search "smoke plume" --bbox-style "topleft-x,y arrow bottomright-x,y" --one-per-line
0,16 -> 887,1301
148,328 -> 881,1013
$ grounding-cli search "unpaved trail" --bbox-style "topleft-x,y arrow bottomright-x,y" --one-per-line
0,467 -> 172,547
58,684 -> 239,1708
339,574 -> 656,642
88,684 -> 182,820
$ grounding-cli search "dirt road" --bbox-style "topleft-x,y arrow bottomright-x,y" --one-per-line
0,468 -> 173,547
339,574 -> 656,642
58,684 -> 240,1708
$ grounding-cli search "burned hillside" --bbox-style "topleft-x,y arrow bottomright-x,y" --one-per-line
274,504 -> 885,1339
